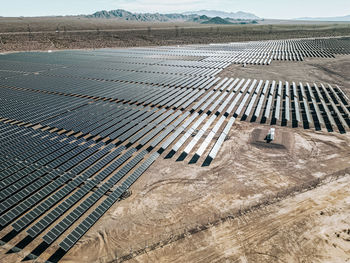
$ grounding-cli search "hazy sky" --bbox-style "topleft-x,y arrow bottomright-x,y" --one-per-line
0,0 -> 349,19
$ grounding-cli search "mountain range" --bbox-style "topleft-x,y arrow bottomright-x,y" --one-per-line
296,15 -> 350,22
86,9 -> 260,23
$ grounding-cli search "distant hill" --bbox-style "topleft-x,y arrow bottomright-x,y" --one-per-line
201,17 -> 233,24
183,10 -> 259,20
191,15 -> 210,23
86,9 -> 191,22
295,15 -> 350,22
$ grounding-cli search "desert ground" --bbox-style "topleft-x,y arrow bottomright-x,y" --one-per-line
0,17 -> 350,51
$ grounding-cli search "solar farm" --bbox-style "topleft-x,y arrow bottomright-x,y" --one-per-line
0,36 -> 350,262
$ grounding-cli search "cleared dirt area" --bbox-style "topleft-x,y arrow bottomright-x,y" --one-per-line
128,174 -> 350,263
249,127 -> 293,151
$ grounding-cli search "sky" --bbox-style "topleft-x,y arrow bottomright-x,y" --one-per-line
0,0 -> 349,19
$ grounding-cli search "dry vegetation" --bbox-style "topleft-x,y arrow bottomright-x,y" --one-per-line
0,17 -> 350,51
0,17 -> 202,33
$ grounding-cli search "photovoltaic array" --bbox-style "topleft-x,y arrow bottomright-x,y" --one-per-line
0,37 -> 349,262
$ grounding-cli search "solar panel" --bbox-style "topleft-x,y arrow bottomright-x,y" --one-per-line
292,82 -> 301,122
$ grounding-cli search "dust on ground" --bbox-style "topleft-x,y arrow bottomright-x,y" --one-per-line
128,173 -> 350,263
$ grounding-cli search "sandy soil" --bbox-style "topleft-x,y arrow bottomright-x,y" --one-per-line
128,174 -> 350,263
